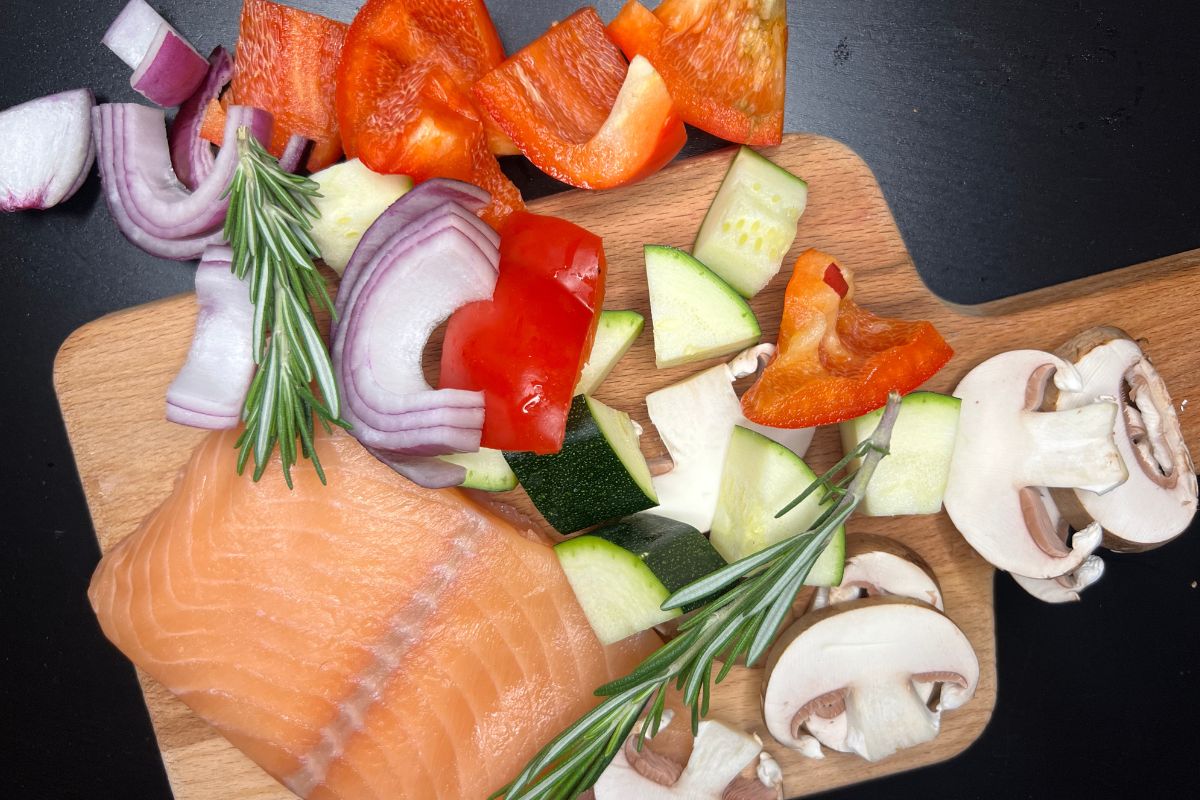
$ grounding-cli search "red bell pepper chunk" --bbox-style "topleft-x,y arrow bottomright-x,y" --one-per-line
741,249 -> 953,428
439,212 -> 607,453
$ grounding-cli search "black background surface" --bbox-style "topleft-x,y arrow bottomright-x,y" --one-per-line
2,1 -> 1198,798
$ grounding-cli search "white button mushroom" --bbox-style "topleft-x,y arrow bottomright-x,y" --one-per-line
762,597 -> 979,762
810,533 -> 944,612
1051,327 -> 1197,551
943,350 -> 1127,579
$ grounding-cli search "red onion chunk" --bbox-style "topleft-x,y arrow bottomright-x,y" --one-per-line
0,89 -> 95,212
102,0 -> 165,69
94,103 -> 271,259
169,47 -> 232,191
334,206 -> 500,459
131,26 -> 209,107
335,178 -> 493,320
166,245 -> 254,429
104,1 -> 206,107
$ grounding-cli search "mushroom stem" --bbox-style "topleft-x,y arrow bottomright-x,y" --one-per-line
843,679 -> 941,761
1020,403 -> 1127,492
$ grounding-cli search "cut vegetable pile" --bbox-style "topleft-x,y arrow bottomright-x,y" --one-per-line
9,1 -> 1195,798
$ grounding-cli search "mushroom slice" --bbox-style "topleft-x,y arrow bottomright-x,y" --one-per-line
1052,327 -> 1197,551
594,712 -> 781,800
1011,555 -> 1105,603
763,597 -> 979,763
811,533 -> 944,611
943,350 -> 1127,578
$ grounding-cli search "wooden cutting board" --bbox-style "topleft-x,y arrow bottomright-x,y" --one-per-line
54,133 -> 1200,799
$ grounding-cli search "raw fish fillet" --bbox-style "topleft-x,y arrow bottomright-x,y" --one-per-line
89,428 -> 657,799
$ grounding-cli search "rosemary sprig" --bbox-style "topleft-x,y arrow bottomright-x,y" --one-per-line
223,126 -> 347,488
492,393 -> 903,800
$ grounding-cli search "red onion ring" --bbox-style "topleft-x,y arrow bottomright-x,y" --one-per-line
166,245 -> 255,429
334,178 -> 493,323
277,134 -> 311,175
94,103 -> 271,260
103,0 -> 207,108
0,89 -> 95,212
333,197 -> 501,462
169,47 -> 232,190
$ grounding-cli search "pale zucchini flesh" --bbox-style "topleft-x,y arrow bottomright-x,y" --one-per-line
574,310 -> 644,395
644,245 -> 760,369
437,448 -> 517,492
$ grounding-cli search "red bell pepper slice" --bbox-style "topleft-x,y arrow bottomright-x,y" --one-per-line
439,212 -> 607,454
203,0 -> 348,172
608,0 -> 786,146
473,8 -> 687,190
335,0 -> 522,227
741,249 -> 954,428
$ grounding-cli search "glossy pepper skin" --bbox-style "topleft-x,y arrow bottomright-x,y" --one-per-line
473,8 -> 686,190
439,212 -> 607,454
740,248 -> 953,428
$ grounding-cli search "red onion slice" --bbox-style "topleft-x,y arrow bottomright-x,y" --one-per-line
334,209 -> 500,459
370,451 -> 468,490
166,245 -> 254,429
104,0 -> 207,107
0,89 -> 95,212
94,103 -> 271,259
277,134 -> 311,175
169,47 -> 232,190
335,178 -> 493,320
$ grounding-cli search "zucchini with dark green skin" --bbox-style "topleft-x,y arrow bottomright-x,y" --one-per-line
556,514 -> 726,644
505,395 -> 658,533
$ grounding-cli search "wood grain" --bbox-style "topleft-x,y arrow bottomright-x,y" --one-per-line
54,133 -> 1200,799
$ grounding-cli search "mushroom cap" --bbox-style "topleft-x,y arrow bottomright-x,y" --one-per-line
944,350 -> 1125,578
762,597 -> 979,759
816,533 -> 944,611
1053,330 -> 1197,550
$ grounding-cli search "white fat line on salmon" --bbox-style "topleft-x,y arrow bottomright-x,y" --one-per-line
285,523 -> 483,797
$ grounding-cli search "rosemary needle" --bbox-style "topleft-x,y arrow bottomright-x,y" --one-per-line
491,393 -> 903,800
223,126 -> 347,488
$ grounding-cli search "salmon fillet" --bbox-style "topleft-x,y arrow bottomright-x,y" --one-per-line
89,428 -> 658,799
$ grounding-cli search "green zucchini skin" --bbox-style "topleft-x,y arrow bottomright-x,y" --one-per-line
590,514 -> 726,612
505,396 -> 657,533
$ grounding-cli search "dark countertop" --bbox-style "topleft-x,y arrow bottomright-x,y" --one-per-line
3,1 -> 1197,798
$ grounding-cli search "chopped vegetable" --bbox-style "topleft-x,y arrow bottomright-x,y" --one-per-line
644,347 -> 814,532
504,395 -> 658,534
308,159 -> 413,273
437,448 -> 518,492
575,310 -> 644,396
710,426 -> 845,586
441,211 -> 607,453
93,103 -> 270,259
839,391 -> 961,516
332,192 -> 500,462
474,8 -> 686,189
0,89 -> 94,212
205,0 -> 347,172
555,514 -> 726,645
168,47 -> 232,191
608,0 -> 786,145
336,0 -> 522,226
692,146 -> 808,297
644,244 -> 760,368
741,248 -> 954,427
165,246 -> 252,429
103,0 -> 208,107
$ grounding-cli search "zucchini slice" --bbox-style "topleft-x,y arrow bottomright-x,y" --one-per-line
644,245 -> 760,368
711,426 -> 845,586
574,310 -> 645,396
839,391 -> 961,516
437,448 -> 517,492
505,395 -> 658,533
692,147 -> 808,298
555,514 -> 726,645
